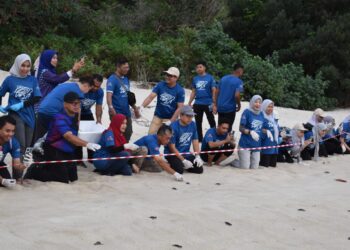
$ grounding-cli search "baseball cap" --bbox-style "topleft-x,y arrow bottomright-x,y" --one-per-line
64,92 -> 81,103
180,105 -> 196,116
314,108 -> 325,117
293,123 -> 308,131
163,67 -> 180,78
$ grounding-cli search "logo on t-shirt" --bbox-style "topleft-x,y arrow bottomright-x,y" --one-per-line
251,120 -> 263,131
179,132 -> 192,146
81,98 -> 96,109
196,81 -> 208,90
160,93 -> 175,107
14,86 -> 32,100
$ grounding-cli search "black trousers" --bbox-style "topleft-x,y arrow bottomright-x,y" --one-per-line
165,155 -> 203,174
324,138 -> 343,155
193,104 -> 216,142
259,154 -> 277,167
27,143 -> 78,183
33,113 -> 53,145
0,166 -> 11,179
76,113 -> 95,160
218,111 -> 236,132
301,144 -> 328,161
201,143 -> 234,162
277,142 -> 294,163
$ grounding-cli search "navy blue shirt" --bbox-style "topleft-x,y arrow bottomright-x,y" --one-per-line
107,74 -> 131,117
192,74 -> 216,105
217,75 -> 243,113
239,109 -> 264,151
201,127 -> 227,150
152,81 -> 185,119
134,134 -> 162,160
0,137 -> 21,162
81,88 -> 104,115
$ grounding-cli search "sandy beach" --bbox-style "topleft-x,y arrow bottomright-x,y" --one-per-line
0,70 -> 349,250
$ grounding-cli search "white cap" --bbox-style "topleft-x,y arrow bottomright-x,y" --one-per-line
314,108 -> 325,117
293,123 -> 308,131
164,67 -> 180,78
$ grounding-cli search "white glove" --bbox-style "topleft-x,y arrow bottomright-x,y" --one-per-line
173,172 -> 183,181
23,150 -> 34,168
341,144 -> 347,153
139,106 -> 145,115
182,159 -> 194,169
250,130 -> 260,141
33,137 -> 45,155
86,143 -> 101,151
0,150 -> 3,160
280,130 -> 287,138
194,155 -> 204,168
1,178 -> 16,188
266,130 -> 274,142
164,120 -> 172,126
123,143 -> 139,151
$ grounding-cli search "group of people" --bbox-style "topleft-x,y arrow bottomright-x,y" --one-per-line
0,51 -> 349,188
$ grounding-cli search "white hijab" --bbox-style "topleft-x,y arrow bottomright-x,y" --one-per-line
249,95 -> 262,115
9,54 -> 31,78
261,99 -> 279,142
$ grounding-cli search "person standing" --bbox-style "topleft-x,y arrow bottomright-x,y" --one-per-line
188,61 -> 217,142
107,57 -> 140,141
214,63 -> 244,132
140,67 -> 185,134
0,54 -> 41,179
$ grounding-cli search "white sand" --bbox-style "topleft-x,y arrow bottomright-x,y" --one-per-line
1,70 -> 350,250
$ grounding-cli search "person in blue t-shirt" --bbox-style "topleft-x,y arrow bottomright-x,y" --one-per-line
214,63 -> 244,132
107,57 -> 140,142
164,105 -> 204,174
231,95 -> 264,169
201,118 -> 235,166
340,115 -> 350,154
259,99 -> 279,167
34,76 -> 94,142
140,67 -> 185,135
188,61 -> 217,142
0,116 -> 25,188
0,54 -> 41,168
322,116 -> 343,155
134,124 -> 184,181
26,92 -> 101,183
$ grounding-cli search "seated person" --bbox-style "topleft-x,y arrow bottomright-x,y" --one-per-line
134,124 -> 184,181
302,123 -> 328,160
277,127 -> 294,163
305,108 -> 325,128
165,105 -> 204,174
322,116 -> 342,155
25,92 -> 101,183
289,123 -> 313,162
201,118 -> 235,166
93,114 -> 147,176
340,115 -> 350,153
0,116 -> 25,188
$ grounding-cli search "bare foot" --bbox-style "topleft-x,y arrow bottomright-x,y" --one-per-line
132,164 -> 140,173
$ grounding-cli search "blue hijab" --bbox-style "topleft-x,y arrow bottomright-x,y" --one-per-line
37,49 -> 57,79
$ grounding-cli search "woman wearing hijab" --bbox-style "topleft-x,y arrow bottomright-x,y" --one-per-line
93,114 -> 147,175
36,49 -> 84,107
322,116 -> 343,155
0,54 -> 41,178
339,115 -> 350,154
233,95 -> 264,169
289,123 -> 311,162
302,123 -> 329,159
260,99 -> 279,167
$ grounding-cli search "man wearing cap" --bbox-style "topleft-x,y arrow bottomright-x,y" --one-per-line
140,67 -> 185,134
164,105 -> 204,174
214,63 -> 244,132
25,92 -> 101,183
107,57 -> 140,141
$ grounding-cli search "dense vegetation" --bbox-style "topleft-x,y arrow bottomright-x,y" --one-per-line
1,0 -> 348,109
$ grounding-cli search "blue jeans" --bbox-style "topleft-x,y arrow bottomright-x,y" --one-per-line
94,151 -> 132,176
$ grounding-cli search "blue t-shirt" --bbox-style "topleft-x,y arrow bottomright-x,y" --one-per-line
164,120 -> 198,157
152,81 -> 185,119
0,75 -> 41,128
217,75 -> 243,113
134,134 -> 161,160
0,137 -> 21,162
261,118 -> 279,154
239,109 -> 264,151
45,111 -> 78,153
81,88 -> 104,115
38,82 -> 84,116
93,130 -> 117,169
341,121 -> 350,143
192,74 -> 216,105
106,74 -> 131,117
201,127 -> 227,150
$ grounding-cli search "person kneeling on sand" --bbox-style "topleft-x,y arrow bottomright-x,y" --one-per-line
0,116 -> 26,188
302,123 -> 329,160
340,115 -> 350,153
93,114 -> 147,176
288,123 -> 313,162
201,118 -> 235,166
25,92 -> 101,183
164,105 -> 204,174
134,124 -> 184,181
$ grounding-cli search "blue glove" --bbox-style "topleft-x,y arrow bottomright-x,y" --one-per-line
0,106 -> 7,113
8,102 -> 24,112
